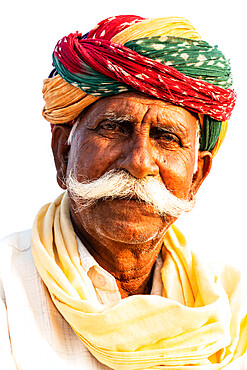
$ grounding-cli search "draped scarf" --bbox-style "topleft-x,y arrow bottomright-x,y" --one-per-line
31,192 -> 247,369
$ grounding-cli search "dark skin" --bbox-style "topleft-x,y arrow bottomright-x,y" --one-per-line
52,92 -> 212,298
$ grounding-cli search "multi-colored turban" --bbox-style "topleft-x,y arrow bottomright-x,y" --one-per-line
43,15 -> 236,156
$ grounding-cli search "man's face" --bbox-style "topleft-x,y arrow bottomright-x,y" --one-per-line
55,92 -> 211,244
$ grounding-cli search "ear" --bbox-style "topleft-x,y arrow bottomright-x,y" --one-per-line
51,125 -> 72,189
190,151 -> 213,197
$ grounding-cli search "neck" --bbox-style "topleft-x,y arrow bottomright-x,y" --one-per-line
71,216 -> 166,298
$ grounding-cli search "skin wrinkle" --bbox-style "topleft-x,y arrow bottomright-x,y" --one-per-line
71,101 -> 191,200
69,100 -> 199,156
71,212 -> 165,284
92,103 -> 193,192
52,91 -> 212,298
84,121 -> 196,184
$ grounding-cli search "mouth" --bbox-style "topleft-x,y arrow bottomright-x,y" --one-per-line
101,195 -> 146,203
96,196 -> 159,214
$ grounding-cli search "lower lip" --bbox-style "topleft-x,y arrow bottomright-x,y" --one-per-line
96,198 -> 169,220
106,197 -> 143,204
100,197 -> 154,211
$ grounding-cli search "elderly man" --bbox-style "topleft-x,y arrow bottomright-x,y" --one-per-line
0,15 -> 246,370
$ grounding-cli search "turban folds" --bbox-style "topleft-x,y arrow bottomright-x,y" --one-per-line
43,15 -> 236,156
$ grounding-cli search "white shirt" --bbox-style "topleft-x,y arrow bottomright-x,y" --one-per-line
0,230 -> 163,370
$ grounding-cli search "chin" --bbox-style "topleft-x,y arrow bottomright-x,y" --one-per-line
106,223 -> 162,244
86,198 -> 174,244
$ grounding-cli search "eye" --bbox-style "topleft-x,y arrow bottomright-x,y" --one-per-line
94,120 -> 130,138
150,127 -> 180,146
100,121 -> 118,131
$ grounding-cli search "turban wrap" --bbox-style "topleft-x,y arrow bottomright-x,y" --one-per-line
43,15 -> 236,156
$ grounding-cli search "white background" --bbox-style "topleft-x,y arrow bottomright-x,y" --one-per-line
1,0 -> 246,271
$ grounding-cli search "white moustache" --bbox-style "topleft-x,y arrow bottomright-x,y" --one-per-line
66,170 -> 195,218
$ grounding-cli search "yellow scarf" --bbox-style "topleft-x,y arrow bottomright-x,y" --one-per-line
31,192 -> 247,369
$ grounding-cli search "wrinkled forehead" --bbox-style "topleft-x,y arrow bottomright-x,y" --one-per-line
78,92 -> 199,130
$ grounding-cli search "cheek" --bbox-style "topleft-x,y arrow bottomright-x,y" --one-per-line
158,151 -> 194,199
68,136 -> 121,180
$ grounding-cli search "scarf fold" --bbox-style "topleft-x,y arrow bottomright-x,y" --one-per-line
31,192 -> 247,369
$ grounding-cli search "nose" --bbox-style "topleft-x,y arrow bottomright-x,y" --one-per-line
118,136 -> 159,179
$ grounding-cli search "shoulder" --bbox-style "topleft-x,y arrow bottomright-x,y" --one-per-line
0,229 -> 31,253
0,230 -> 32,279
0,230 -> 32,301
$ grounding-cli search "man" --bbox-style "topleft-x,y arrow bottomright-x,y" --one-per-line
0,15 -> 246,369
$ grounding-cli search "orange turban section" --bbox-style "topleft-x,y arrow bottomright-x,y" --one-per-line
43,75 -> 99,124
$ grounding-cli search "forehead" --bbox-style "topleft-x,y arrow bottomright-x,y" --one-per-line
78,92 -> 198,133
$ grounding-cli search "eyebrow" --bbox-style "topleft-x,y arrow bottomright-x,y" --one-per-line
101,112 -> 188,134
93,109 -> 199,141
100,111 -> 134,123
